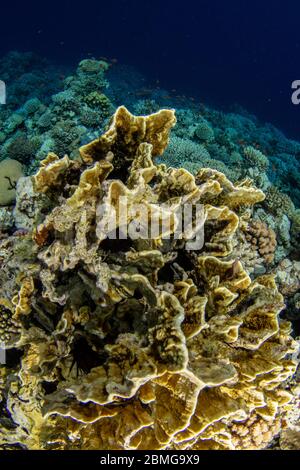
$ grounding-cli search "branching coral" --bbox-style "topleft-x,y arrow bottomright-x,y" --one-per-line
0,158 -> 24,206
245,220 -> 277,264
244,146 -> 269,172
0,107 -> 298,451
229,412 -> 282,450
275,259 -> 300,297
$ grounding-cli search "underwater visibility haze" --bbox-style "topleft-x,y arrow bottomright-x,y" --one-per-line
0,0 -> 299,453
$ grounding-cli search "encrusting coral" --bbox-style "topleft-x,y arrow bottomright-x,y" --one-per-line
0,106 -> 298,451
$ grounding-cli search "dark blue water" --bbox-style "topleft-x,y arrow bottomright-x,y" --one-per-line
0,0 -> 299,139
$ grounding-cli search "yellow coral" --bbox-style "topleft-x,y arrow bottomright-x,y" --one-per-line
0,107 -> 298,451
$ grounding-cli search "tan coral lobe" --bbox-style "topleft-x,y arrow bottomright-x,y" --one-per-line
0,107 -> 298,451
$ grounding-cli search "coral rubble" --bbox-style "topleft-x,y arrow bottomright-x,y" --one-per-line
0,107 -> 298,451
245,220 -> 277,264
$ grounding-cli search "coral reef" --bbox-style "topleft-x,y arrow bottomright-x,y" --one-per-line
1,51 -> 300,214
229,412 -> 282,450
264,186 -> 295,218
160,136 -> 238,182
0,51 -> 299,451
275,259 -> 300,297
193,119 -> 214,143
0,55 -> 112,172
0,207 -> 14,232
0,159 -> 24,206
243,146 -> 269,173
4,133 -> 41,164
0,51 -> 64,110
0,107 -> 298,451
13,176 -> 52,231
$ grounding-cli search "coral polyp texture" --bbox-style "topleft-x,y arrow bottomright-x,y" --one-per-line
0,106 -> 298,451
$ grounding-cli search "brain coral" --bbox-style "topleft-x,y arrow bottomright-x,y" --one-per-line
0,158 -> 24,206
0,106 -> 298,451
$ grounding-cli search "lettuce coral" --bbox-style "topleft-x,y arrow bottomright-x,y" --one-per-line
0,158 -> 24,206
0,107 -> 298,451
